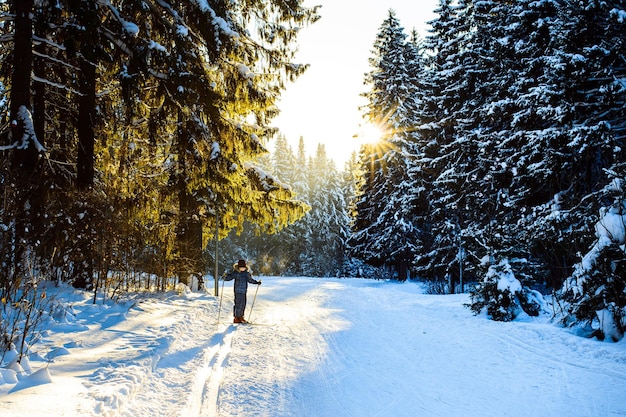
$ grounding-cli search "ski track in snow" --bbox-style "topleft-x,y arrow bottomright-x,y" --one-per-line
213,280 -> 345,417
2,277 -> 626,417
196,325 -> 234,417
84,296 -> 222,417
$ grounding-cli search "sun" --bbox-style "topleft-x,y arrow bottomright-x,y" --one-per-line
353,122 -> 387,148
341,122 -> 389,161
358,123 -> 386,145
350,120 -> 399,168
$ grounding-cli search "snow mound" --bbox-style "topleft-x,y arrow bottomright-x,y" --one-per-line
10,367 -> 52,392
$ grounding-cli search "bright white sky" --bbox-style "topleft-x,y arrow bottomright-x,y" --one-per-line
273,0 -> 438,166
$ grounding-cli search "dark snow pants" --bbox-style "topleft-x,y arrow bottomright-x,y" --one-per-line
234,291 -> 247,318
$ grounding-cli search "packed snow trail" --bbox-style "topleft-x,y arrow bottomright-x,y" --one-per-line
219,278 -> 626,417
2,277 -> 626,417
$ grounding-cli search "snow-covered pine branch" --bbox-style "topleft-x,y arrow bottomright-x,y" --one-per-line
96,0 -> 139,37
31,74 -> 82,96
15,105 -> 46,154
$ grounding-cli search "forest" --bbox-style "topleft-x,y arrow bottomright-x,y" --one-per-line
225,0 -> 626,339
347,0 -> 626,337
0,0 -> 625,345
0,1 -> 317,293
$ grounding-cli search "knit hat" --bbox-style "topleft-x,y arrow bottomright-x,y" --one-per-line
237,259 -> 247,269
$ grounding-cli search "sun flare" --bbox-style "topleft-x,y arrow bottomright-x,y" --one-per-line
355,122 -> 386,146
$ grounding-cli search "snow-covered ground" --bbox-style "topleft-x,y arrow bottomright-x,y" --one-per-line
1,276 -> 626,417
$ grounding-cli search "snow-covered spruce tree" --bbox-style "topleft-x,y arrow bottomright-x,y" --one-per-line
219,133 -> 308,276
0,0 -> 143,288
559,168 -> 626,342
341,152 -> 364,276
479,0 -> 571,288
419,0 -> 626,299
220,135 -> 353,277
0,0 -> 47,290
464,0 -> 626,320
447,0 -> 563,289
349,10 -> 427,280
415,0 -> 479,284
256,134 -> 300,273
510,0 -> 626,290
266,133 -> 313,275
304,145 -> 350,276
469,258 -> 543,322
349,142 -> 389,273
125,0 -> 316,285
349,10 -> 405,273
440,0 -> 561,292
279,137 -> 312,275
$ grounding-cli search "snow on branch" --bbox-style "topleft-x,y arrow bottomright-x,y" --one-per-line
32,49 -> 77,70
32,74 -> 82,96
101,28 -> 134,57
194,0 -> 240,48
0,143 -> 17,151
32,35 -> 67,53
236,63 -> 255,79
610,8 -> 626,23
210,141 -> 220,160
568,204 -> 626,295
97,0 -> 140,37
16,105 -> 46,153
243,161 -> 291,192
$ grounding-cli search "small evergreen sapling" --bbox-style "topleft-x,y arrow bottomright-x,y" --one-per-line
468,259 -> 542,322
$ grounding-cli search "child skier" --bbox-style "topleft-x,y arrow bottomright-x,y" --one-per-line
222,259 -> 261,323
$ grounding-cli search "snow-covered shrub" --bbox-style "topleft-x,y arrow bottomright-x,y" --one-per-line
469,282 -> 518,321
560,202 -> 626,341
341,257 -> 389,279
468,259 -> 543,321
517,287 -> 543,317
1,277 -> 54,364
425,279 -> 448,295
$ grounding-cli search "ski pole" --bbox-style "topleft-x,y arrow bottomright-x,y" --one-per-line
247,281 -> 260,323
216,276 -> 225,325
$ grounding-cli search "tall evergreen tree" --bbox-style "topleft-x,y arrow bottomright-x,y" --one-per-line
554,0 -> 626,338
412,0 -> 476,282
301,144 -> 347,275
350,10 -> 427,280
285,136 -> 312,274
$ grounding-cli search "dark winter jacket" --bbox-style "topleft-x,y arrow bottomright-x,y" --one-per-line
223,268 -> 259,293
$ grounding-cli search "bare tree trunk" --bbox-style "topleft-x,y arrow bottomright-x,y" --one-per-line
73,3 -> 98,289
31,12 -> 50,266
176,113 -> 203,286
11,0 -> 34,132
9,0 -> 36,282
76,54 -> 96,190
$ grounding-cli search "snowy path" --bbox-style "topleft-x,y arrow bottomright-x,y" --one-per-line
2,277 -> 626,417
211,278 -> 626,417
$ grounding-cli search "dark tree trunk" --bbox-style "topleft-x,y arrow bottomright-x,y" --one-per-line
9,0 -> 36,281
178,187 -> 203,286
396,258 -> 408,282
32,58 -> 45,149
71,55 -> 96,289
11,0 -> 37,169
76,57 -> 96,190
31,14 -> 50,263
11,0 -> 33,123
176,114 -> 203,285
72,4 -> 99,289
